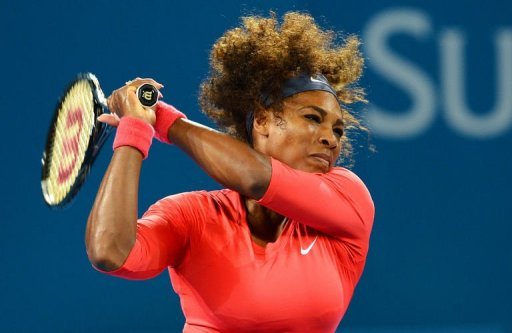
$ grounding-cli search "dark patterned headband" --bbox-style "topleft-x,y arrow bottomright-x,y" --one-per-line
246,73 -> 338,144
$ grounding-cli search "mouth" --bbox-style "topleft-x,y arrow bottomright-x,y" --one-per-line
310,153 -> 332,168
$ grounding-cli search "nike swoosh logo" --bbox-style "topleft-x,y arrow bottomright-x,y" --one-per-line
300,236 -> 318,255
310,76 -> 324,84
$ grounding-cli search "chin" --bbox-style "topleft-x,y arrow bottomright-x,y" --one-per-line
277,157 -> 330,174
313,166 -> 330,173
296,162 -> 330,174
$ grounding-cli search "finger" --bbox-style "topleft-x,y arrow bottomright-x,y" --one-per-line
106,95 -> 115,114
126,77 -> 164,89
106,95 -> 113,110
127,88 -> 148,106
106,94 -> 120,115
97,114 -> 120,127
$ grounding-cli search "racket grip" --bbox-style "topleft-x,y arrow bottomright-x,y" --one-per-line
136,84 -> 158,107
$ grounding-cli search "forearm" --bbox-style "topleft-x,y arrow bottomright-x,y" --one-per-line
256,159 -> 375,241
169,118 -> 271,199
85,147 -> 143,271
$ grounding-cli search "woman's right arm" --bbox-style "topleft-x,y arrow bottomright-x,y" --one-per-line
85,146 -> 143,271
85,78 -> 160,272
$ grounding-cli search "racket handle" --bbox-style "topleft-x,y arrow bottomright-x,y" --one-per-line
136,84 -> 158,107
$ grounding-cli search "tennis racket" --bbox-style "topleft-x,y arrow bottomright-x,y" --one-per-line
41,73 -> 158,209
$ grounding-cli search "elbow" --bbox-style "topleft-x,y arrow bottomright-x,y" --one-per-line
245,155 -> 272,200
247,177 -> 269,200
88,253 -> 122,272
87,242 -> 133,272
86,228 -> 135,272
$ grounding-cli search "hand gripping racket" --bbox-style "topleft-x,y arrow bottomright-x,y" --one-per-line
41,73 -> 158,208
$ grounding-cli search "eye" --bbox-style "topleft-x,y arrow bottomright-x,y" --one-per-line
334,128 -> 344,138
305,114 -> 321,123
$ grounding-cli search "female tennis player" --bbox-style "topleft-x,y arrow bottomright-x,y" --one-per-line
86,12 -> 374,332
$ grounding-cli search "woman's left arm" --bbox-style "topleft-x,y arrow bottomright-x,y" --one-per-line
257,158 -> 374,242
168,117 -> 272,199
164,106 -> 373,242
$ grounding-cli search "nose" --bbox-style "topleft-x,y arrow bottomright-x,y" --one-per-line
318,126 -> 338,149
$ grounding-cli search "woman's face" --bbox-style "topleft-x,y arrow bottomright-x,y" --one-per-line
254,90 -> 344,173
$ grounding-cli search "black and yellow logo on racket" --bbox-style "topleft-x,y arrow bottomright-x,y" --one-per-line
137,84 -> 158,107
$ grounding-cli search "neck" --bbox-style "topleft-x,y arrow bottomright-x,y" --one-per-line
244,197 -> 287,246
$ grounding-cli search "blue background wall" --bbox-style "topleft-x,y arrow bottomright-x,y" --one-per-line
1,0 -> 510,332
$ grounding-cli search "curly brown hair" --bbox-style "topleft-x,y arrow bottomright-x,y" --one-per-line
199,11 -> 368,164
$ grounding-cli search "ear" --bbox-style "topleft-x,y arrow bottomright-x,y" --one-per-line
253,108 -> 271,136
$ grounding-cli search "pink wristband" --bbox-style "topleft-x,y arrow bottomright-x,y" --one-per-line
154,101 -> 187,144
113,116 -> 155,159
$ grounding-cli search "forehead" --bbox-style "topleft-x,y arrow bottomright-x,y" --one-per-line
283,90 -> 343,118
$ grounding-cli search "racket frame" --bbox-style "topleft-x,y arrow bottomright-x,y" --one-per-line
41,73 -> 112,209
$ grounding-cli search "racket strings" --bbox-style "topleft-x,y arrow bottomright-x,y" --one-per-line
43,80 -> 95,205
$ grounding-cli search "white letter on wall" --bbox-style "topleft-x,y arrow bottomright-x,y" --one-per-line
364,8 -> 436,138
441,29 -> 512,138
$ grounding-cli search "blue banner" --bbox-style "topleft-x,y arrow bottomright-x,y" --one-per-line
0,0 -> 510,332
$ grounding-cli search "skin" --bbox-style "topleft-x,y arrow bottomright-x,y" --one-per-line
86,78 -> 344,270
